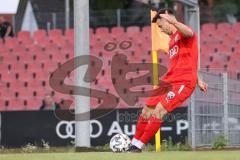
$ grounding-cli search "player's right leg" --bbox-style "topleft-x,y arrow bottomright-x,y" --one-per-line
129,103 -> 167,152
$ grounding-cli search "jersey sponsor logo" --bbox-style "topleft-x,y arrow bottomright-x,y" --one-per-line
168,45 -> 179,59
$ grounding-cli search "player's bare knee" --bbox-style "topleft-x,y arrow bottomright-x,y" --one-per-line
141,105 -> 150,119
155,102 -> 168,119
151,110 -> 159,119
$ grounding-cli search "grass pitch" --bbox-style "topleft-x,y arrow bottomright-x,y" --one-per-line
1,151 -> 240,160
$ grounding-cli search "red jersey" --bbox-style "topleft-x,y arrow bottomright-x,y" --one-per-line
162,30 -> 198,88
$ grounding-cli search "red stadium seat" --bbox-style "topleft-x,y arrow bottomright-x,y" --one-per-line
214,29 -> 228,38
126,26 -> 140,39
64,29 -> 74,44
127,26 -> 140,33
42,61 -> 58,71
27,44 -> 42,53
60,46 -> 73,60
10,81 -> 25,90
208,61 -> 225,72
111,27 -> 125,39
213,44 -> 232,54
38,38 -> 52,49
27,98 -> 42,110
201,61 -> 211,71
200,32 -> 208,41
40,80 -> 53,91
141,26 -> 151,39
17,89 -> 34,99
95,27 -> 110,40
2,88 -> 15,99
232,22 -> 240,31
28,80 -> 42,89
49,29 -> 65,46
11,63 -> 25,72
225,62 -> 239,73
201,23 -> 216,32
201,43 -> 215,54
0,43 -> 8,52
13,46 -> 29,56
7,99 -> 25,111
228,52 -> 240,63
33,52 -> 50,63
33,29 -> 47,40
33,29 -> 48,45
142,26 -> 151,34
26,63 -> 43,73
18,31 -> 31,39
16,71 -> 33,81
225,36 -> 239,46
51,36 -> 66,47
89,28 -> 94,35
4,37 -> 19,50
16,52 -> 33,63
64,29 -> 74,39
45,43 -> 59,52
48,29 -> 62,37
140,39 -> 151,50
33,70 -> 49,81
17,31 -> 32,45
0,63 -> 10,73
96,27 -> 110,35
210,54 -> 229,64
1,72 -> 17,82
217,22 -> 231,31
158,53 -> 169,65
3,53 -> 18,63
90,32 -> 96,45
49,51 -> 66,63
0,99 -> 6,111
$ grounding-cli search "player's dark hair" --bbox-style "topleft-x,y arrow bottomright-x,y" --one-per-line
152,8 -> 174,23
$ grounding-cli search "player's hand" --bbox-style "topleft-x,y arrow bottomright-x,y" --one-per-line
160,14 -> 178,25
198,80 -> 208,93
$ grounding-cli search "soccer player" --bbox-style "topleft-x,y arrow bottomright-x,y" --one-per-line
128,8 -> 208,152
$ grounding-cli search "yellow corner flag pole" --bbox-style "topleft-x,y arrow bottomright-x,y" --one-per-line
151,10 -> 161,152
151,10 -> 170,152
152,50 -> 161,152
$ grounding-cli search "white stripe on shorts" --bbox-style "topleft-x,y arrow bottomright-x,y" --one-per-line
178,85 -> 185,94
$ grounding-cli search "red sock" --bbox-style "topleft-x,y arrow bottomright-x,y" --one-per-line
139,116 -> 162,144
133,115 -> 149,140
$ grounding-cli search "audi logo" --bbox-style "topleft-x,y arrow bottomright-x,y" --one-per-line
56,120 -> 103,139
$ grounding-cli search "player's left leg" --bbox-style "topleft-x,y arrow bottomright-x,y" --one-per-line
139,102 -> 167,145
131,105 -> 151,145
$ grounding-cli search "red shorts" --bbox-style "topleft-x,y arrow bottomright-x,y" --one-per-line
146,83 -> 195,112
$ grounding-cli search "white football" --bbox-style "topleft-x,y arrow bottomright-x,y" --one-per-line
109,133 -> 131,152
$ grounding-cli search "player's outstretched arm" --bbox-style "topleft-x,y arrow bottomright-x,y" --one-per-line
160,14 -> 194,38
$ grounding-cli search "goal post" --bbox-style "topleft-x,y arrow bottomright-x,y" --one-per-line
74,0 -> 91,150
